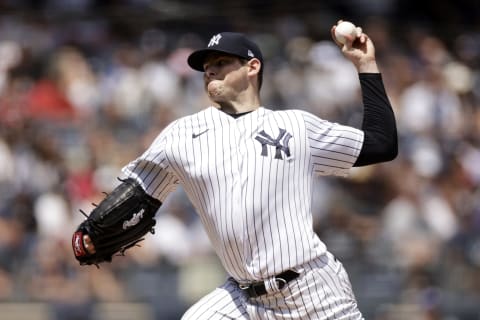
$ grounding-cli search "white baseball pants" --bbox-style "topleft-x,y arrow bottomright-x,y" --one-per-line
181,252 -> 364,319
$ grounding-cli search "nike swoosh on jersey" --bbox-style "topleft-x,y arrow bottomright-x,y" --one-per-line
192,129 -> 209,138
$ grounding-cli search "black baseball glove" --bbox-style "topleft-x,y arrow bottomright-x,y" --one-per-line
72,178 -> 161,266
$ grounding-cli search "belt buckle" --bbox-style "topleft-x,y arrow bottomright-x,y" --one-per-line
238,283 -> 250,290
239,283 -> 259,298
238,272 -> 295,298
275,277 -> 288,289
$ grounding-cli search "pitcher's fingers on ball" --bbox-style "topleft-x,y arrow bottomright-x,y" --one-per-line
355,26 -> 363,37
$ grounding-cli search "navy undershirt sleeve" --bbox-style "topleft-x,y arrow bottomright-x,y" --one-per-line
353,73 -> 398,166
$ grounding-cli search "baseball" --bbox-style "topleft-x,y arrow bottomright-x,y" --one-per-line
334,21 -> 359,45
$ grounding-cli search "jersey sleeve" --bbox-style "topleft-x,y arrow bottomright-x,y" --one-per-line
354,73 -> 398,166
302,111 -> 364,176
122,122 -> 180,202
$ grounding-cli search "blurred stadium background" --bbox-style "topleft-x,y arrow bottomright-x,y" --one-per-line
0,0 -> 479,319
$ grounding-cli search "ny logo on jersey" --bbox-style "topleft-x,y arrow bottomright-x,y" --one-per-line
255,128 -> 292,160
208,34 -> 222,47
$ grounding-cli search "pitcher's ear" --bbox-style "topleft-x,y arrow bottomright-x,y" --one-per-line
247,58 -> 261,75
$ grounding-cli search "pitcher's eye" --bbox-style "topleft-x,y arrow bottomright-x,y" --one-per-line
204,57 -> 235,70
215,59 -> 229,67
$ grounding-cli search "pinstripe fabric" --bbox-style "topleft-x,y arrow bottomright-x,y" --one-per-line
182,279 -> 249,320
123,106 -> 364,318
246,252 -> 363,319
122,106 -> 363,283
182,252 -> 363,319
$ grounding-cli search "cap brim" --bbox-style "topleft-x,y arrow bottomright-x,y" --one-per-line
187,49 -> 212,71
187,49 -> 247,72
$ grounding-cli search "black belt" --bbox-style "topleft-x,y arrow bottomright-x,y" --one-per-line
236,270 -> 300,298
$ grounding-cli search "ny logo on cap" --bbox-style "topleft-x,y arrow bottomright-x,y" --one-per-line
208,34 -> 222,47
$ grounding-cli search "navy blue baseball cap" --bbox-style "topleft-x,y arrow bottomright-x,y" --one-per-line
187,32 -> 264,71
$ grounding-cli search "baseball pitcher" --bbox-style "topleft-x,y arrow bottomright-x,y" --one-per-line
72,21 -> 397,319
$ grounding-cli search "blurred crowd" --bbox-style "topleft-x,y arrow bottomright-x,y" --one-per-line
0,2 -> 479,320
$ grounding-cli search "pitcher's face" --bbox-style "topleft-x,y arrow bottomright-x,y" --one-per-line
203,53 -> 249,103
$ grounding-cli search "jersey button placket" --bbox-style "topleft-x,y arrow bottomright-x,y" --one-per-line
234,120 -> 248,273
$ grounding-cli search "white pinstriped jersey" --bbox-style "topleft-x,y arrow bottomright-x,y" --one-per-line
122,106 -> 364,282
